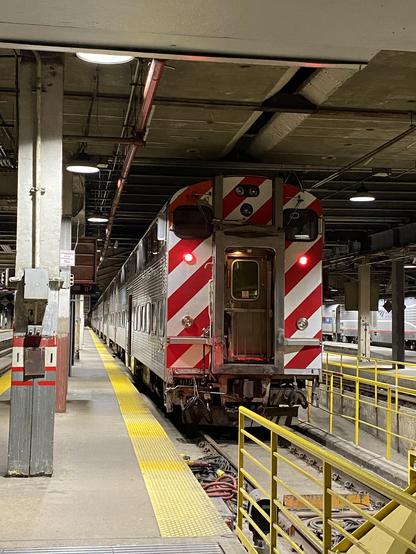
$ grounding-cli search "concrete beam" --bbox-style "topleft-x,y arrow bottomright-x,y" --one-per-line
248,68 -> 358,160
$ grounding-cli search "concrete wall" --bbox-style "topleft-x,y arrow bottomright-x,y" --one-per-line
319,384 -> 416,456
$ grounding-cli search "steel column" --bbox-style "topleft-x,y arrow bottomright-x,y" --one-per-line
392,260 -> 405,363
8,54 -> 63,476
358,264 -> 371,358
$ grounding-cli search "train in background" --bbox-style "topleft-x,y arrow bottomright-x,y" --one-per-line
323,298 -> 416,349
91,176 -> 323,425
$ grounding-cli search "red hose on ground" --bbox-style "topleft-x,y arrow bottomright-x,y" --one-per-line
202,474 -> 237,501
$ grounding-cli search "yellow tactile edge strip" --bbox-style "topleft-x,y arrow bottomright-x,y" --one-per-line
0,370 -> 10,396
90,330 -> 230,538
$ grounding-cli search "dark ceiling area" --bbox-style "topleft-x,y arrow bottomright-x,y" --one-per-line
2,49 -> 416,293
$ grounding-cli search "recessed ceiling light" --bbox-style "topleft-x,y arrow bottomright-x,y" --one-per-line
76,52 -> 134,65
350,185 -> 375,202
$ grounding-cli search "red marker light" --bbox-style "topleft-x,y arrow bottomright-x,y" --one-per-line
183,252 -> 195,264
298,255 -> 309,266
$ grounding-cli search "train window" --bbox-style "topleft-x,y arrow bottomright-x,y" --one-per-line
158,301 -> 165,336
283,209 -> 318,241
152,303 -> 157,334
231,260 -> 259,301
172,205 -> 213,239
146,303 -> 151,334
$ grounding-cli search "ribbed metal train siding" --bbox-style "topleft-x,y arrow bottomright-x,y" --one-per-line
127,252 -> 167,380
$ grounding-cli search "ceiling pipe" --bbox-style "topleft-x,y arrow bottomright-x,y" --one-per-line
63,135 -> 143,145
309,125 -> 416,190
100,59 -> 165,264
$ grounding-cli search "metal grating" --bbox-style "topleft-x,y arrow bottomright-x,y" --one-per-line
0,545 -> 225,553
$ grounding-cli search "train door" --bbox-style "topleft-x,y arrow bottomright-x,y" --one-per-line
224,248 -> 274,363
127,295 -> 133,363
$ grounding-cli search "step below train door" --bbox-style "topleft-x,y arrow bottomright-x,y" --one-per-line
224,248 -> 274,363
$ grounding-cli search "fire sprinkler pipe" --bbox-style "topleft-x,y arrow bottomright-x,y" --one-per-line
100,59 -> 165,265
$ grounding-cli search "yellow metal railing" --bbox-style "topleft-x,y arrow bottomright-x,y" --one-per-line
236,406 -> 416,554
322,351 -> 416,460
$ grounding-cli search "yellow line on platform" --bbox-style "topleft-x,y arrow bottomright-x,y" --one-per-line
0,370 -> 10,396
90,330 -> 230,538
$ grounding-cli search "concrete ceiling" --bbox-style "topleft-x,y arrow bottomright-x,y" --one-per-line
2,1 -> 416,64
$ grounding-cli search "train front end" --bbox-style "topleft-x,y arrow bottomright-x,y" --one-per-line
165,176 -> 323,424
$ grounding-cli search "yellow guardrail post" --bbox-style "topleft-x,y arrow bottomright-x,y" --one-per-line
323,461 -> 332,553
329,373 -> 334,434
355,378 -> 360,447
395,362 -> 399,413
237,409 -> 245,532
387,387 -> 392,460
374,359 -> 378,407
270,431 -> 278,552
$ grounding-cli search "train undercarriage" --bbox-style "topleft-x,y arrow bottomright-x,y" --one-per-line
105,335 -> 313,426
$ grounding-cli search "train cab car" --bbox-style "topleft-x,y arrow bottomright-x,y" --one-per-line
91,176 -> 324,425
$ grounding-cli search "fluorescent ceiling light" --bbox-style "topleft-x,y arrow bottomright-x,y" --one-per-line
76,53 -> 134,65
404,265 -> 416,269
350,185 -> 375,202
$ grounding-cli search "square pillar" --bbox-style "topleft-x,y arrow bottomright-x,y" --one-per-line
358,264 -> 371,358
8,54 -> 63,476
392,261 -> 405,362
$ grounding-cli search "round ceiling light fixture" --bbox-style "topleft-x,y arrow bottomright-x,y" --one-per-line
87,213 -> 109,224
350,185 -> 375,202
76,52 -> 134,65
66,151 -> 99,174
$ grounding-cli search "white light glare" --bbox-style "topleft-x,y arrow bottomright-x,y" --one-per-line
76,53 -> 134,65
66,164 -> 99,174
88,215 -> 108,223
350,194 -> 375,202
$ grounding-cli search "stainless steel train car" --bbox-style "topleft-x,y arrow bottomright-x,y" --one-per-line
323,298 -> 416,349
91,176 -> 324,424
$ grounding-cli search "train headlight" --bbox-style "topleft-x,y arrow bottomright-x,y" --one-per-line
183,252 -> 196,264
235,185 -> 245,197
181,315 -> 193,328
296,317 -> 309,331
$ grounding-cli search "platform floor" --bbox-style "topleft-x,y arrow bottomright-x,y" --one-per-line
0,331 -> 242,553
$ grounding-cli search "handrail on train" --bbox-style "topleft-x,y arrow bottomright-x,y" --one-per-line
320,351 -> 416,461
236,406 -> 416,554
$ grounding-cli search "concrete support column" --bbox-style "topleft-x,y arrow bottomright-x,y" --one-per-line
8,54 -> 63,476
73,295 -> 84,360
56,172 -> 73,413
358,264 -> 371,358
392,261 -> 405,362
55,217 -> 71,412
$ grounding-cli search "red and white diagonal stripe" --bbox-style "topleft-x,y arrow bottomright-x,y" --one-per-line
166,181 -> 213,371
283,185 -> 322,372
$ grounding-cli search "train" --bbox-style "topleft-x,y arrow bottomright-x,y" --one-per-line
91,176 -> 323,424
323,298 -> 416,349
